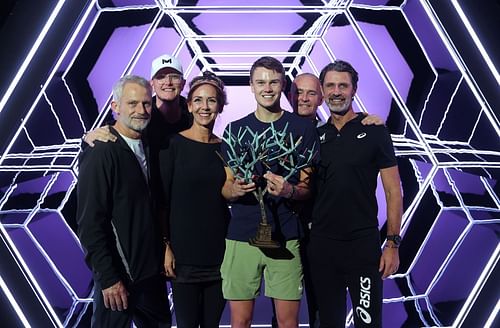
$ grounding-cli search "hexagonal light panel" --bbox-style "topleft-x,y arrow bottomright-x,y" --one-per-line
0,0 -> 498,327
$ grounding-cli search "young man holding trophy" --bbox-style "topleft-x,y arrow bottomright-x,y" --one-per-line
220,56 -> 319,328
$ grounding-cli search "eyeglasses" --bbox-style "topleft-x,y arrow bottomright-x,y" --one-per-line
155,73 -> 183,83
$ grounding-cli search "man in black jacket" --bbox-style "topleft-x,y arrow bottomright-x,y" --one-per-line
77,75 -> 170,327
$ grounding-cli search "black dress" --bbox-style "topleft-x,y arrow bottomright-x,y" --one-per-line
159,133 -> 229,327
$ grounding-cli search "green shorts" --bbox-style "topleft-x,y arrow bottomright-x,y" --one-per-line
220,239 -> 303,300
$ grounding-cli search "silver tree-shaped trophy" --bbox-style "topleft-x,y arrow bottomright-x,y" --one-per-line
220,122 -> 316,248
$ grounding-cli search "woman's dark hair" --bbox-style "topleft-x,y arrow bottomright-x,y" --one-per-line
187,71 -> 227,112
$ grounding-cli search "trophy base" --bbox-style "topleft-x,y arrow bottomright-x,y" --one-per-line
249,237 -> 281,249
249,222 -> 281,249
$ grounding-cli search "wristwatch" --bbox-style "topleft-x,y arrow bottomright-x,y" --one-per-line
386,234 -> 402,247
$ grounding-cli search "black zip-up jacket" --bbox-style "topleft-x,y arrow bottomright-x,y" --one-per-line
77,127 -> 162,289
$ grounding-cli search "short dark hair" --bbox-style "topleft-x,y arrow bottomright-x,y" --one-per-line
319,60 -> 359,90
187,71 -> 227,112
250,56 -> 285,82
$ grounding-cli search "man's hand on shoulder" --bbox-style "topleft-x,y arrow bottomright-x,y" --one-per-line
102,280 -> 129,311
83,125 -> 116,147
361,113 -> 385,126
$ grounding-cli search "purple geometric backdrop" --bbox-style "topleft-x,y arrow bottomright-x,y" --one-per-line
0,1 -> 498,327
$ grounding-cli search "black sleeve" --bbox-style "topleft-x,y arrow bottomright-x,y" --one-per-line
76,145 -> 121,289
158,137 -> 177,240
376,127 -> 397,169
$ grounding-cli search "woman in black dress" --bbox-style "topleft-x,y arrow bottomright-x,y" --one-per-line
160,72 -> 229,328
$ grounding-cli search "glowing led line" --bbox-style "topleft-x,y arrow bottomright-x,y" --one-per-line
0,167 -> 77,172
484,298 -> 500,328
467,108 -> 485,146
451,0 -> 500,85
61,79 -> 86,133
202,58 -> 304,66
438,162 -> 500,168
164,11 -> 209,74
445,168 -> 475,221
453,243 -> 500,327
94,4 -> 159,13
122,10 -> 164,76
415,149 -> 500,157
399,164 -> 439,233
0,0 -> 66,113
3,152 -> 80,160
59,1 -> 112,131
366,3 -> 440,138
383,294 -> 428,303
420,0 -> 500,136
395,150 -> 431,157
46,148 -> 71,182
289,13 -> 335,80
3,2 -> 496,326
403,195 -> 444,275
345,11 -> 438,166
0,185 -> 17,210
187,35 -> 321,40
43,92 -> 67,140
94,9 -> 165,118
157,6 -> 346,13
16,173 -> 84,321
481,176 -> 500,209
55,180 -> 85,247
398,6 -> 450,129
0,274 -> 31,327
199,53 -> 310,58
23,225 -> 81,316
0,224 -> 62,327
0,0 -> 98,166
349,4 -> 404,11
424,221 -> 473,296
435,76 -> 463,137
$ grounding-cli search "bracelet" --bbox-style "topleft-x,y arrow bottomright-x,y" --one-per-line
384,243 -> 399,249
163,237 -> 170,248
286,184 -> 296,199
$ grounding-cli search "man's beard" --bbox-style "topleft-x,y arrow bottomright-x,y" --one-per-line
328,98 -> 351,116
128,117 -> 151,132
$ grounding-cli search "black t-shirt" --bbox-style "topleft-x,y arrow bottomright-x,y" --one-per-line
311,113 -> 397,240
147,96 -> 192,215
221,111 -> 319,242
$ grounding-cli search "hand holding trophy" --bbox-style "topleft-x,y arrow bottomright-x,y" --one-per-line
220,122 -> 316,248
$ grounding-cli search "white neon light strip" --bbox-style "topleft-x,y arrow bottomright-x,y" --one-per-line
1,2 -> 498,326
0,224 -> 62,327
345,10 -> 438,166
420,0 -> 500,134
453,243 -> 500,327
484,298 -> 500,328
0,0 -> 97,166
0,0 -> 66,113
0,274 -> 30,327
451,0 -> 500,85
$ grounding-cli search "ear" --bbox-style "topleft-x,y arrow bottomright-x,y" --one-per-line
187,101 -> 193,113
317,93 -> 324,107
111,100 -> 119,115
